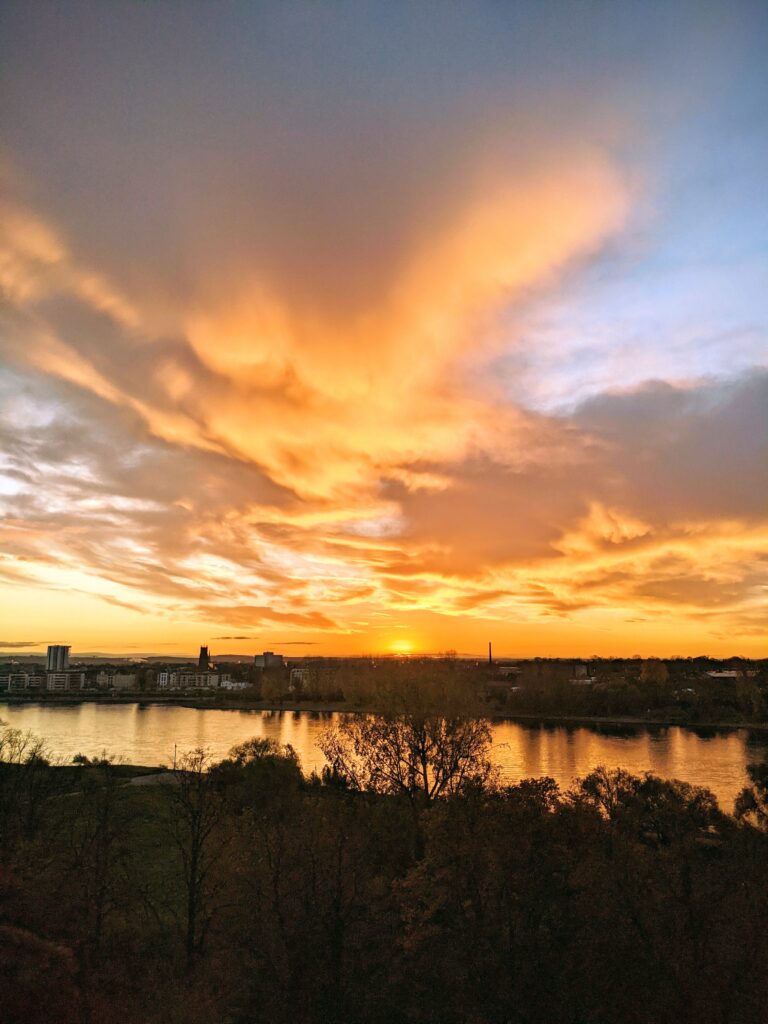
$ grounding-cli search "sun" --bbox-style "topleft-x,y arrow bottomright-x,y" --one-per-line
389,639 -> 414,656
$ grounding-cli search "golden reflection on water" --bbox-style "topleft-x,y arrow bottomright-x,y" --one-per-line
2,703 -> 766,810
491,720 -> 764,808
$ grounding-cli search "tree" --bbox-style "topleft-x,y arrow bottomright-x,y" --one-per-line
213,738 -> 302,813
735,760 -> 768,829
576,766 -> 723,846
640,659 -> 669,686
64,757 -> 136,958
318,713 -> 495,807
0,722 -> 54,858
162,748 -> 228,969
261,669 -> 286,703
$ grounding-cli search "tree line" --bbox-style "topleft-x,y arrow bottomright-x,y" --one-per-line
217,657 -> 768,726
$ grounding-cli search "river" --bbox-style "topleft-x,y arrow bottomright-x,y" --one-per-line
2,702 -> 766,810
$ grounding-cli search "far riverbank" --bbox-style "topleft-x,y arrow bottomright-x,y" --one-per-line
2,692 -> 768,735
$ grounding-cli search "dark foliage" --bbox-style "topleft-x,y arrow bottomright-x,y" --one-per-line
1,720 -> 768,1024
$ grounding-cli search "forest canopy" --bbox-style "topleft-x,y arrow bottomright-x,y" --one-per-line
1,716 -> 768,1024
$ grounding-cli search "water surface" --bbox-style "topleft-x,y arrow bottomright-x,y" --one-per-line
2,702 -> 766,810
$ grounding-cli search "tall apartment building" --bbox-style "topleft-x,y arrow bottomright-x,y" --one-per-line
46,645 -> 71,671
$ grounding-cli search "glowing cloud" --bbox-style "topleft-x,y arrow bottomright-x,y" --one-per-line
0,1 -> 766,655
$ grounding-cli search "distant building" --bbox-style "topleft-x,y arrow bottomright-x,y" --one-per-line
220,678 -> 248,690
198,646 -> 210,671
46,645 -> 70,671
289,666 -> 310,692
46,671 -> 85,691
493,662 -> 522,679
1,672 -> 44,691
254,651 -> 284,669
96,671 -> 137,691
158,671 -> 226,690
183,672 -> 219,689
570,663 -> 596,686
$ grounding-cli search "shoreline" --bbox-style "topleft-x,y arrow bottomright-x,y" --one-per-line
2,693 -> 767,734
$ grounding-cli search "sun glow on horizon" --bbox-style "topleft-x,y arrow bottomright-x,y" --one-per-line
388,639 -> 415,656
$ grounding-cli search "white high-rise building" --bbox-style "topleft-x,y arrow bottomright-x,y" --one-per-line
46,645 -> 71,671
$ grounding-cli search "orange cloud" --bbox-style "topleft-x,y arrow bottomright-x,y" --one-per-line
1,148 -> 766,657
175,154 -> 627,498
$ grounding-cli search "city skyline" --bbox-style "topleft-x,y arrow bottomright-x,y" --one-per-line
1,2 -> 767,658
1,642 -> 764,663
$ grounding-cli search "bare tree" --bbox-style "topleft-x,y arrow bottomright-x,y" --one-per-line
162,748 -> 228,969
0,722 -> 53,859
65,758 -> 136,958
319,713 -> 495,806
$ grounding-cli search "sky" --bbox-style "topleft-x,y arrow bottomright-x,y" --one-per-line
0,1 -> 766,658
